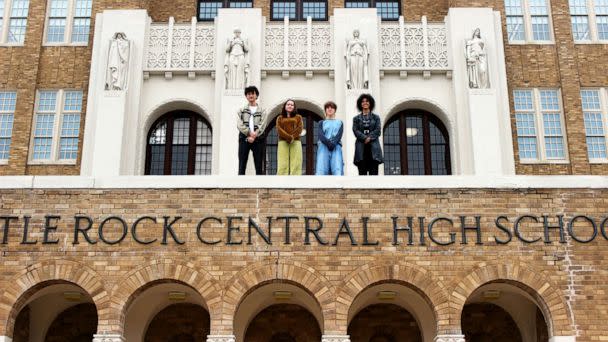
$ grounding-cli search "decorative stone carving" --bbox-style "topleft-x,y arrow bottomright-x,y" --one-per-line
92,334 -> 125,342
105,32 -> 130,91
206,335 -> 236,342
345,29 -> 369,89
465,28 -> 489,89
224,28 -> 249,89
434,334 -> 466,342
322,335 -> 351,342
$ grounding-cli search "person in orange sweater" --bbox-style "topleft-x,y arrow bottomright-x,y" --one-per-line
275,99 -> 303,175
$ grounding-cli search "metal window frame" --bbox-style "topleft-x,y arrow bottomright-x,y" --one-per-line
0,91 -> 16,163
582,87 -> 608,162
344,0 -> 401,21
505,0 -> 555,44
0,0 -> 30,45
197,0 -> 254,21
270,0 -> 328,21
42,0 -> 91,46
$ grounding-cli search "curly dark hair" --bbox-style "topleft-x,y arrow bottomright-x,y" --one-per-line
356,93 -> 375,112
280,99 -> 298,117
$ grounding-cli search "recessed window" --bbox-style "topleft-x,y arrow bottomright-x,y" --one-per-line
145,111 -> 212,175
581,88 -> 608,161
568,0 -> 608,42
271,0 -> 327,21
504,0 -> 552,43
0,92 -> 16,161
513,89 -> 567,162
383,110 -> 451,175
30,90 -> 83,163
0,0 -> 30,44
44,0 -> 92,44
344,0 -> 400,20
198,0 -> 253,21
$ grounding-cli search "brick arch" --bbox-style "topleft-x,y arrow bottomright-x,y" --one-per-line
450,262 -> 574,337
336,260 -> 450,331
0,259 -> 108,337
223,259 -> 336,333
108,258 -> 222,334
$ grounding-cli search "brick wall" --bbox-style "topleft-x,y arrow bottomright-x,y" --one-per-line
0,188 -> 605,339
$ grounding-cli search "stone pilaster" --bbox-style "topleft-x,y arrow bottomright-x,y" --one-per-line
434,335 -> 465,342
321,335 -> 350,342
206,335 -> 236,342
92,334 -> 125,342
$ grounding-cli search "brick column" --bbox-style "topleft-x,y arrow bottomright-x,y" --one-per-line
434,335 -> 465,342
206,335 -> 236,342
321,335 -> 350,342
92,334 -> 125,342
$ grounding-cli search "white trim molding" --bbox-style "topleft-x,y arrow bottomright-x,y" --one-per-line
206,335 -> 236,342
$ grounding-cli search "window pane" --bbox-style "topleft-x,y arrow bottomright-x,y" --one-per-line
529,0 -> 548,14
196,119 -> 212,144
571,15 -> 590,40
171,145 -> 189,175
544,136 -> 565,158
149,145 -> 165,175
581,89 -> 601,111
272,1 -> 296,20
513,90 -> 534,111
383,119 -> 400,175
61,113 -> 80,137
587,136 -> 607,158
569,0 -> 588,15
597,0 -> 608,14
11,0 -> 29,17
74,0 -> 92,17
35,114 -> 55,137
376,0 -> 399,20
0,0 -> 4,19
302,1 -> 326,20
345,0 -> 370,8
539,90 -> 559,110
59,137 -> 78,159
8,18 -> 27,43
49,0 -> 68,17
63,91 -> 83,111
596,16 -> 608,39
33,138 -> 53,160
229,0 -> 253,7
0,92 -> 17,112
515,113 -> 536,136
199,0 -> 222,20
0,114 -> 14,160
71,18 -> 90,42
195,145 -> 212,175
47,18 -> 66,42
517,137 -> 538,159
38,91 -> 57,112
149,121 -> 167,144
542,113 -> 563,136
405,116 -> 424,175
531,15 -> 550,40
506,16 -> 525,41
172,118 -> 190,145
505,0 -> 524,15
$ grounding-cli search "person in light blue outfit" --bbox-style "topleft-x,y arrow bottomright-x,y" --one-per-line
316,101 -> 344,175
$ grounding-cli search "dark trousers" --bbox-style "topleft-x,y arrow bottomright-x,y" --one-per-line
238,133 -> 265,175
357,144 -> 379,175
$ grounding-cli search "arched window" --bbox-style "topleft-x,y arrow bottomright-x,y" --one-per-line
265,109 -> 323,175
383,110 -> 451,175
145,111 -> 212,175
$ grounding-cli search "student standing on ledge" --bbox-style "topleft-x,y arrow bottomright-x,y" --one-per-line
353,93 -> 383,175
316,101 -> 344,175
237,86 -> 268,175
276,99 -> 303,175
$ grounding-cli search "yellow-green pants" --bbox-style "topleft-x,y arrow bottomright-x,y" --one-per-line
277,140 -> 302,175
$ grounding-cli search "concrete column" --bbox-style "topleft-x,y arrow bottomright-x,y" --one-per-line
434,335 -> 465,342
0,336 -> 13,342
549,337 -> 576,342
92,334 -> 125,342
81,10 -> 150,176
445,8 -> 515,176
333,8 -> 382,176
206,335 -> 236,342
213,8 -> 263,175
321,335 -> 350,342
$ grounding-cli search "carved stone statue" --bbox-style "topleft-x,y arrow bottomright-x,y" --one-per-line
465,28 -> 490,89
345,29 -> 369,90
224,28 -> 250,90
105,32 -> 130,91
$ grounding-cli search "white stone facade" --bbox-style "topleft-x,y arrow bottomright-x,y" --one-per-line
81,7 -> 515,177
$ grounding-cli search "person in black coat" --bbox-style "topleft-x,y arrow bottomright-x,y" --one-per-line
352,93 -> 383,175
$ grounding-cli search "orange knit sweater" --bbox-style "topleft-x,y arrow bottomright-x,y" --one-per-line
276,114 -> 303,142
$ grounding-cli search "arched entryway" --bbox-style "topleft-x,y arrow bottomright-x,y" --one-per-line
11,281 -> 97,342
347,281 -> 435,342
234,281 -> 323,342
461,282 -> 549,342
123,280 -> 210,341
383,109 -> 451,175
265,108 -> 324,175
145,110 -> 212,175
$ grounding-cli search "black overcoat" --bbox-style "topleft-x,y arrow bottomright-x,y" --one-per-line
352,112 -> 384,165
